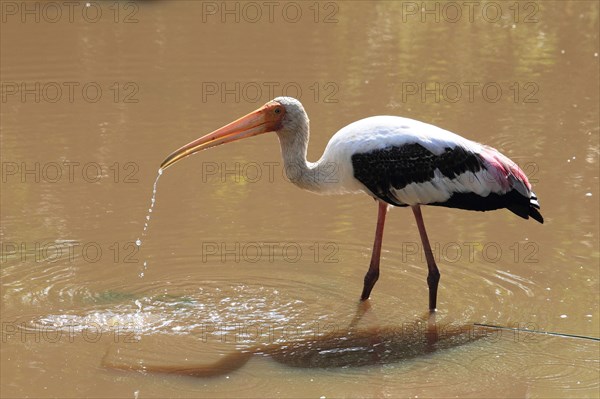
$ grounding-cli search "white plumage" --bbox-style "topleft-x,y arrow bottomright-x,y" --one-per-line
315,115 -> 508,202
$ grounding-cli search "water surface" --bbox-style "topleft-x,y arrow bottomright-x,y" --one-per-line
1,1 -> 598,397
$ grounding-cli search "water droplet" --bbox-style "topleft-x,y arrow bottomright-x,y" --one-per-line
136,170 -> 163,276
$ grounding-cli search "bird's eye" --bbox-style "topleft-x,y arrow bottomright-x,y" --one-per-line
274,108 -> 281,114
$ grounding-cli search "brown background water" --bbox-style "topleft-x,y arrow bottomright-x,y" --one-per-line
1,1 -> 598,397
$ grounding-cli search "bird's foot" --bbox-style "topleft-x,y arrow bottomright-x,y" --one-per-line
360,269 -> 379,301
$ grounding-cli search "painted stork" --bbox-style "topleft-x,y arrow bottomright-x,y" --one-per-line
160,97 -> 543,311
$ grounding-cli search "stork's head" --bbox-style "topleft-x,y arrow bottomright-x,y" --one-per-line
160,97 -> 307,170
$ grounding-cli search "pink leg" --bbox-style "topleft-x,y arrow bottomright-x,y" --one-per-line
412,205 -> 440,311
361,201 -> 388,301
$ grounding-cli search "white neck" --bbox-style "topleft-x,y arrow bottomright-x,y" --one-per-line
275,116 -> 335,194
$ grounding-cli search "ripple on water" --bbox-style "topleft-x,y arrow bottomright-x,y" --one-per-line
335,237 -> 542,317
2,261 -> 99,309
10,230 -> 589,396
431,258 -> 540,319
5,233 -> 542,334
22,259 -> 598,397
31,273 -> 358,341
469,334 -> 600,394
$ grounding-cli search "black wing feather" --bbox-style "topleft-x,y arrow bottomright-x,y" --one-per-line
351,143 -> 485,204
351,143 -> 543,223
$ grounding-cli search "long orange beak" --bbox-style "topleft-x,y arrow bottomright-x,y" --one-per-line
160,101 -> 286,170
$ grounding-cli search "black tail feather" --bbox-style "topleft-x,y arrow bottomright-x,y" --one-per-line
428,190 -> 543,224
526,190 -> 544,223
507,196 -> 544,224
529,206 -> 544,224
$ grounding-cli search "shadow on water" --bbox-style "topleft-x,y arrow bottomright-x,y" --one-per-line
103,304 -> 496,378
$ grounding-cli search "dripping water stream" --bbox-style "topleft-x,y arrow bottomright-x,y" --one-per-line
135,168 -> 163,277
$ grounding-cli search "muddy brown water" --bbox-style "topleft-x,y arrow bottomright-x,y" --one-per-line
1,1 -> 598,398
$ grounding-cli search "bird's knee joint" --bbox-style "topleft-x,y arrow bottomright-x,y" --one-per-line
364,269 -> 379,284
427,271 -> 440,287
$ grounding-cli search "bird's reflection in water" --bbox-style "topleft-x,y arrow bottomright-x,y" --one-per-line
104,304 -> 497,377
